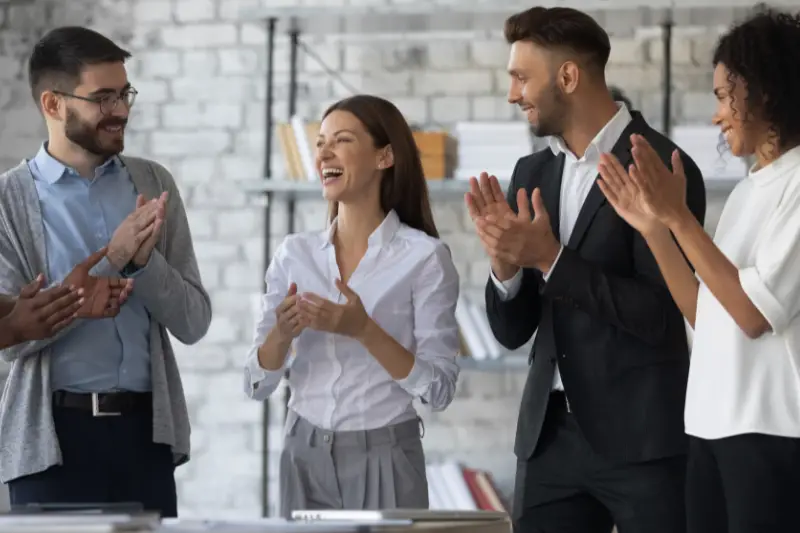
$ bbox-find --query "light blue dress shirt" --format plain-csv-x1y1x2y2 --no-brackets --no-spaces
29,143,151,393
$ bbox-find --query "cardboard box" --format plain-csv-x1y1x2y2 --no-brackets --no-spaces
413,131,457,180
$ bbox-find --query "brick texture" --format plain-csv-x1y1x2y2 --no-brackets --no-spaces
0,0,738,518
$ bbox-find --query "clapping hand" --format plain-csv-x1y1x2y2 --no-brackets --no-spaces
298,279,370,339
474,185,561,274
465,172,516,221
274,283,308,342
629,135,688,227
464,172,519,279
2,275,84,344
132,192,168,267
107,192,167,270
597,153,661,236
597,135,688,234
64,248,134,319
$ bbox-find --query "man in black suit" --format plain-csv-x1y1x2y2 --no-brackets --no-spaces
466,7,706,533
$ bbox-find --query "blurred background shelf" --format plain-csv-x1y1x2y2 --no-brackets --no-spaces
240,176,741,200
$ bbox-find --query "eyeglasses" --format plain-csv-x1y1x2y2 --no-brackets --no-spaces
54,87,138,115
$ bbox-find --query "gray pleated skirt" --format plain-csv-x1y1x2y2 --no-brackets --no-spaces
279,410,429,517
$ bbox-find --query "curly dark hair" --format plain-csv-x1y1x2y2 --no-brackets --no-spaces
712,4,800,152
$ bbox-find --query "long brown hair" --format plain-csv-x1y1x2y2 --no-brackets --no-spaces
322,94,439,239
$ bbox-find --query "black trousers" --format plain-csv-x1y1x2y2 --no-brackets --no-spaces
7,402,176,517
686,434,800,533
513,393,686,533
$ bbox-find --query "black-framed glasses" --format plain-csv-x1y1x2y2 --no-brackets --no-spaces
54,87,138,115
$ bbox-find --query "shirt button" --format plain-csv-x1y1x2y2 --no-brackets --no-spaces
323,434,331,443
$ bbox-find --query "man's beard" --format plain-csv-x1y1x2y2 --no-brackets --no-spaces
64,108,127,157
528,81,568,138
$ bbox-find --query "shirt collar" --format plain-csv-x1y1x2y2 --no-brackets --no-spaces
32,142,121,184
321,209,401,250
548,102,633,160
748,144,800,184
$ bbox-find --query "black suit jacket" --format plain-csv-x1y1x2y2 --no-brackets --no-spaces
486,112,706,465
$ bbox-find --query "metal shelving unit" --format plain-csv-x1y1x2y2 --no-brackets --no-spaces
242,0,748,287
238,0,774,516
240,176,741,200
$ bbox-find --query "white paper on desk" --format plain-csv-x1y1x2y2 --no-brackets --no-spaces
159,518,402,532
0,513,157,532
0,527,122,533
292,509,506,522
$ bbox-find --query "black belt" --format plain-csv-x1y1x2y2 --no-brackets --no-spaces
52,390,152,417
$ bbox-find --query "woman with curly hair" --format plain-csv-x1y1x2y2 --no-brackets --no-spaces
596,6,800,533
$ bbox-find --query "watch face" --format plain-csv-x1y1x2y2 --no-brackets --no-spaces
121,262,137,277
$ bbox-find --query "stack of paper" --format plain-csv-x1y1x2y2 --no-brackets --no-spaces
455,297,504,361
159,518,369,532
452,122,534,181
0,512,159,533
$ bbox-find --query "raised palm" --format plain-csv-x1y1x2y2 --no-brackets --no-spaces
466,172,516,221
465,171,519,278
597,154,661,236
629,136,688,226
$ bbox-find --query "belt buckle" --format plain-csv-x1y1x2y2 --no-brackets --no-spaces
91,393,121,417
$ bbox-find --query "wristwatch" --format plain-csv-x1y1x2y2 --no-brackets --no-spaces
120,261,142,278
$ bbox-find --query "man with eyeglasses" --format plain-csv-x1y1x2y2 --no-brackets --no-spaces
0,26,212,517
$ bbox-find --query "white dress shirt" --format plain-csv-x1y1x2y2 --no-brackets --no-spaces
685,145,800,439
490,103,633,391
244,210,461,431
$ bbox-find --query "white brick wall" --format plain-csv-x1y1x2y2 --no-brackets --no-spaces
0,0,739,518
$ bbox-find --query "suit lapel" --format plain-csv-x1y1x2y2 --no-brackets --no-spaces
565,120,637,250
538,152,564,239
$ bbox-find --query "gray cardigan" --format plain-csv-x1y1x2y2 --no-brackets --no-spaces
0,155,212,483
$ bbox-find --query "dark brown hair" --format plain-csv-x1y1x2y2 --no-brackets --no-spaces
504,7,610,74
322,94,439,239
29,26,131,106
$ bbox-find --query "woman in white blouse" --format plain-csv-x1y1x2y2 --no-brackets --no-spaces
244,94,460,516
596,8,800,533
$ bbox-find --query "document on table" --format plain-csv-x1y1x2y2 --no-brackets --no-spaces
0,512,158,532
158,518,411,532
